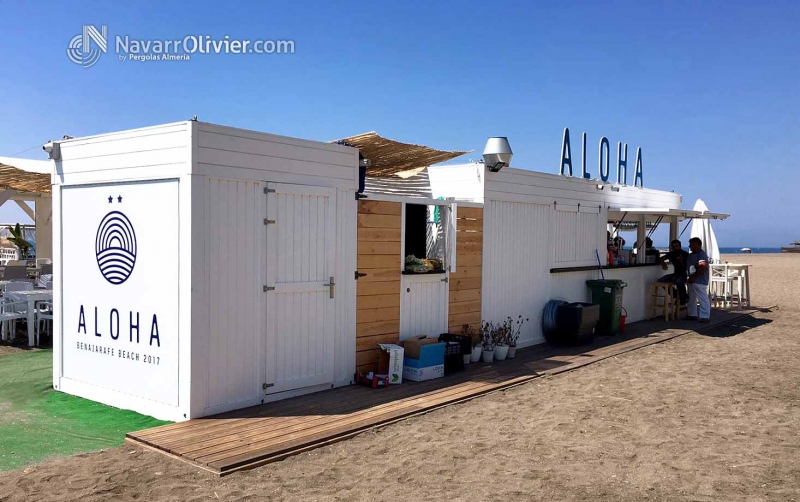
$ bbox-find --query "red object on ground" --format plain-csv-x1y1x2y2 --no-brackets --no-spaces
608,250,614,266
619,307,628,333
354,372,390,389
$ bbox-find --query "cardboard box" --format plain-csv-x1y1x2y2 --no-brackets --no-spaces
377,344,404,384
402,364,445,382
401,335,442,360
402,342,445,368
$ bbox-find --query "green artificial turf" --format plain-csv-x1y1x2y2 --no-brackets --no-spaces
0,349,171,471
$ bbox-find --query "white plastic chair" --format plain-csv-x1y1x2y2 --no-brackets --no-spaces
0,298,28,342
35,300,53,345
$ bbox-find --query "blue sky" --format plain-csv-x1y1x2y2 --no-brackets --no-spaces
1,0,797,246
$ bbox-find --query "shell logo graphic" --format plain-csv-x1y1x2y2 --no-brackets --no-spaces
95,210,137,285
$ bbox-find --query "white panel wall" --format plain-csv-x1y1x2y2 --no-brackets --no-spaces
554,209,578,263
334,189,357,384
554,207,604,267
482,200,552,347
202,178,266,412
53,122,191,185
549,265,664,324
53,122,193,422
195,122,358,190
428,163,485,202
485,167,681,210
483,165,684,348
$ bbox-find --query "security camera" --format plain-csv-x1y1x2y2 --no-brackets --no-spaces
42,141,60,161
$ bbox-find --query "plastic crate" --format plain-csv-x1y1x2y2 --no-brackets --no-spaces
438,334,470,374
438,333,471,355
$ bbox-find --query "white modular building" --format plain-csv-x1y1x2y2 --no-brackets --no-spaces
52,121,360,422
49,121,727,421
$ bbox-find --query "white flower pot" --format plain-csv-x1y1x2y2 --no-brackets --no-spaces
494,344,509,361
507,346,517,359
481,350,494,363
470,346,483,363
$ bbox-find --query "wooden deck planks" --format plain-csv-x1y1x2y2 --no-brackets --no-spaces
127,307,765,475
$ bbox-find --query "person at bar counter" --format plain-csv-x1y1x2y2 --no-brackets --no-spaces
686,237,711,323
657,239,689,304
633,237,660,262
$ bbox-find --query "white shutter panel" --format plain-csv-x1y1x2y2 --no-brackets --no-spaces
447,203,457,273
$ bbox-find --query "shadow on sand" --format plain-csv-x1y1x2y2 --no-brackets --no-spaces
696,314,773,338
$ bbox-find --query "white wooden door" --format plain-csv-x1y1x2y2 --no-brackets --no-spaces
265,183,336,394
399,273,449,340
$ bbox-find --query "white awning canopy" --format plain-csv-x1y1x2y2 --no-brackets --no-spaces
608,207,729,222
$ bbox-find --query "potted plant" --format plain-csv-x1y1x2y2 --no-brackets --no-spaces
493,320,510,361
7,224,32,262
480,321,494,363
507,315,529,359
464,324,483,363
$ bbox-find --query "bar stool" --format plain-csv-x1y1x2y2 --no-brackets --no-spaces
647,283,679,321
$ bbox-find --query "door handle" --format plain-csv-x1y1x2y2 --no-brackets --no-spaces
323,276,335,299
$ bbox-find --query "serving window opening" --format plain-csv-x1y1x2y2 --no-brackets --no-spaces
403,202,456,274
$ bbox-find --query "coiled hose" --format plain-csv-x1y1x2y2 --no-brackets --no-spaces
541,299,567,340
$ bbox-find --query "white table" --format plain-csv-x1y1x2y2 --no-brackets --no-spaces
5,289,53,346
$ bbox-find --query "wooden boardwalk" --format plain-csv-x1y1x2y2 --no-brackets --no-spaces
127,308,763,475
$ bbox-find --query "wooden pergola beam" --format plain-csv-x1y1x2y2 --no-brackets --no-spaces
14,200,35,220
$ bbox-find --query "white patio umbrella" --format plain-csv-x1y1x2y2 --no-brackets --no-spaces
690,199,721,263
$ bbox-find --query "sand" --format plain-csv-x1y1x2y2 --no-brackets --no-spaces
1,253,798,501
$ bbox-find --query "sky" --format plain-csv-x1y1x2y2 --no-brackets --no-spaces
0,0,797,246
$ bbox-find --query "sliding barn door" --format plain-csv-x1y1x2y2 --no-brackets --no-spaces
265,183,336,394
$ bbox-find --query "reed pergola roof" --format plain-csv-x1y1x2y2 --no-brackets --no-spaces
0,163,51,194
336,132,469,177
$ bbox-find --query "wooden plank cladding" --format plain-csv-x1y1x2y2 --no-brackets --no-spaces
356,200,402,373
448,206,483,334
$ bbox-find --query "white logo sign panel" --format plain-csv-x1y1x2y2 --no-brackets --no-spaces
61,180,179,406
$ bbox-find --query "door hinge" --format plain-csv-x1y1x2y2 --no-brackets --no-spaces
263,285,275,292
264,219,276,225
440,277,449,283
264,187,275,194
262,382,274,389
355,271,367,280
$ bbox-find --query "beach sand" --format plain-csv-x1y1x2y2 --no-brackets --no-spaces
1,253,798,501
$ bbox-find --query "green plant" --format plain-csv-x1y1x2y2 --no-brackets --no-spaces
7,223,32,259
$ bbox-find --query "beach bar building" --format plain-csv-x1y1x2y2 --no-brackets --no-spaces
49,121,727,421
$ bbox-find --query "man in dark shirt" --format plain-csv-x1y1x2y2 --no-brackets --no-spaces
658,239,689,303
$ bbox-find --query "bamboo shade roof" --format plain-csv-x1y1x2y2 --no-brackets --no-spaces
336,132,469,177
0,163,51,194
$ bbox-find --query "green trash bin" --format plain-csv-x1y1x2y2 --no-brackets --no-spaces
585,279,628,335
